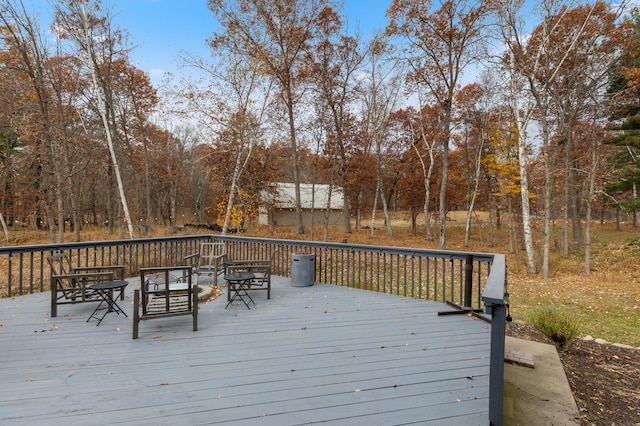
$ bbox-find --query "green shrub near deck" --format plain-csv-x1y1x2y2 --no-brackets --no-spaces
529,305,582,348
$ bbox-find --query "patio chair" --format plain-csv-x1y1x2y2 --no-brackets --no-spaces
133,266,198,339
183,242,226,286
48,253,125,317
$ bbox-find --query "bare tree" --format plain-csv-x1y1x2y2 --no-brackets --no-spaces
1,0,64,241
308,10,366,234
359,37,403,238
208,0,336,234
53,0,135,239
496,0,628,276
178,37,271,234
387,0,490,249
456,84,489,247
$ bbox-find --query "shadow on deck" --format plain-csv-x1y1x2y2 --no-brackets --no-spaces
1,276,491,425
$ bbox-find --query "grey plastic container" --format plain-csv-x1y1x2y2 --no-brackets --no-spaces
291,253,315,287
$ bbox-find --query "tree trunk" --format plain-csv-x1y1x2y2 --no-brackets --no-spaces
585,125,598,276
375,138,394,238
633,183,639,228
0,210,9,241
569,160,583,249
541,130,556,278
75,2,135,239
285,87,304,235
142,137,153,236
464,136,484,248
342,184,352,234
563,145,570,256
438,136,449,249
223,141,251,235
412,140,434,241
371,179,379,238
518,136,536,273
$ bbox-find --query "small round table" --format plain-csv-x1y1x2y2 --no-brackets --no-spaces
87,280,129,325
224,272,255,309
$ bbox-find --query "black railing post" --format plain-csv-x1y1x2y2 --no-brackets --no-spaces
481,254,507,426
464,253,473,308
486,300,506,426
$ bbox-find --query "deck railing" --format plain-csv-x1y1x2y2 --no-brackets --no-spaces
0,234,506,425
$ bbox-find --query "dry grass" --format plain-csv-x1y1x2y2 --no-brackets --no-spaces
2,213,639,346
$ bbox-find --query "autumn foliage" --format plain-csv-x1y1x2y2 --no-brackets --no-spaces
0,0,638,276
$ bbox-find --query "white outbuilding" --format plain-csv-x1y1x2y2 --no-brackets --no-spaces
258,182,345,226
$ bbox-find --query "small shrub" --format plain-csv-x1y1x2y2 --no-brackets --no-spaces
528,305,581,348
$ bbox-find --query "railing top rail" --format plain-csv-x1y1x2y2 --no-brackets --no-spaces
482,253,507,307
0,235,211,255
1,234,497,262
213,235,497,262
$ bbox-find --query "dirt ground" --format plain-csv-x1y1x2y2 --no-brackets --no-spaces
507,322,640,425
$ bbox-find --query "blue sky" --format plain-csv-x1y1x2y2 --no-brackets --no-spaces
26,0,392,86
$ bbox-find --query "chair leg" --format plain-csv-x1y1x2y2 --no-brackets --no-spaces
133,289,140,339
51,284,58,317
193,286,198,332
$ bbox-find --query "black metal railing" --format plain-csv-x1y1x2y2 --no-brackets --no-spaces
0,235,213,297
218,235,497,309
0,234,506,425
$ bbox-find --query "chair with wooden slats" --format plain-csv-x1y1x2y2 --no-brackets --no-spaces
48,252,125,317
183,242,227,286
133,266,198,339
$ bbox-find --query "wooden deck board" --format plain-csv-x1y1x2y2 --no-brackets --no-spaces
1,276,491,425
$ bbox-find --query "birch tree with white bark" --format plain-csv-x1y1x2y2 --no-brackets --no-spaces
53,0,135,239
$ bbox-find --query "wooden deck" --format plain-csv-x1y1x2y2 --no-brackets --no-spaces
0,276,491,425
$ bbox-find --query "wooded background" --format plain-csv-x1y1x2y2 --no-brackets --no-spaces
1,0,639,278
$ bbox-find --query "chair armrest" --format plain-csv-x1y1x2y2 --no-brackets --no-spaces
52,271,115,282
75,265,125,280
183,252,200,262
140,266,191,273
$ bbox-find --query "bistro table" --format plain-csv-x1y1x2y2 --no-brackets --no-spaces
87,280,129,325
224,272,255,309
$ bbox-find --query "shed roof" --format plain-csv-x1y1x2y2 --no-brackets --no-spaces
264,183,344,210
